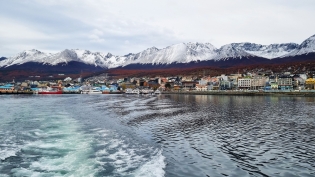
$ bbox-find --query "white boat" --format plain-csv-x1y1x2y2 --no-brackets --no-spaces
141,89,154,94
87,89,102,94
125,88,133,94
132,88,140,94
81,90,90,94
154,90,161,94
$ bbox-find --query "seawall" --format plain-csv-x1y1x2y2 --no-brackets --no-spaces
162,91,315,97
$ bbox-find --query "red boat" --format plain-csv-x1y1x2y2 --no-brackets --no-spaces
38,86,62,94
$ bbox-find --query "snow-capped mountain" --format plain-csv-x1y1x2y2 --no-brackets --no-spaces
0,49,118,68
0,34,314,69
0,49,52,67
233,43,299,59
0,57,7,61
215,43,254,60
284,34,315,57
123,43,217,65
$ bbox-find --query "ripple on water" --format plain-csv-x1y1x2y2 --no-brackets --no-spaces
113,95,315,177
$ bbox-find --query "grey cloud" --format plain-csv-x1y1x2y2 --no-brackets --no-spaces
1,0,315,57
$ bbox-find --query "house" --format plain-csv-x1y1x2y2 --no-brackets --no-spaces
64,77,72,82
181,76,193,81
293,75,305,90
238,78,251,89
0,84,15,91
278,75,293,90
251,76,266,90
219,80,230,90
305,78,315,89
160,78,168,84
199,78,209,85
182,81,198,91
195,84,207,91
228,74,241,89
148,81,160,90
268,76,277,90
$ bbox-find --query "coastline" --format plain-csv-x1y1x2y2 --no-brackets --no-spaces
1,90,315,97
161,91,315,97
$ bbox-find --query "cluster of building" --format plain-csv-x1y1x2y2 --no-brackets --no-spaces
1,72,315,93
86,72,315,92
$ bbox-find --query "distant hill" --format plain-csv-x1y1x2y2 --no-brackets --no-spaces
0,34,315,81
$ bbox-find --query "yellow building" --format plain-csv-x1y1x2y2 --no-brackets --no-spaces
305,78,315,89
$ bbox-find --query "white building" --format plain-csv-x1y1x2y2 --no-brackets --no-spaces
195,84,207,91
251,76,266,90
238,78,251,89
64,77,72,82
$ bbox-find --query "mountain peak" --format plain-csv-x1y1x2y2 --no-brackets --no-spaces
1,34,315,69
284,34,315,57
106,53,114,58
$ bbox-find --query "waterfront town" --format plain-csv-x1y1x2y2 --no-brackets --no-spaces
1,71,315,94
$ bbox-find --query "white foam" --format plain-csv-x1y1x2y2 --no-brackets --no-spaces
0,147,20,160
0,133,22,161
11,168,43,177
1,109,165,177
134,150,166,177
10,114,100,177
93,128,164,176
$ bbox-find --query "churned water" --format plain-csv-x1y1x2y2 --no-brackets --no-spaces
0,94,314,177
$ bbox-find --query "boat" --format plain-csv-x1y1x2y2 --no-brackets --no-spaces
154,90,162,94
125,88,133,94
80,85,92,94
132,88,140,94
38,86,62,94
87,88,102,94
81,90,89,94
141,89,154,94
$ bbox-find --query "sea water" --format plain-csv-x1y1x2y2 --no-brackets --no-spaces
0,94,314,177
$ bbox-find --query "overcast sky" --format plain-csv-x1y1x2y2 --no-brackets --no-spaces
1,0,315,57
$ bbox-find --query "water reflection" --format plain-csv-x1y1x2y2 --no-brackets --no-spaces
110,94,315,177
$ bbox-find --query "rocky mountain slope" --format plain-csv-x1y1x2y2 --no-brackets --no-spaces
0,34,314,81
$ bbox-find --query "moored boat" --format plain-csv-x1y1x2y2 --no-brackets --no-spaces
87,88,102,94
125,88,133,94
154,89,161,94
38,86,62,94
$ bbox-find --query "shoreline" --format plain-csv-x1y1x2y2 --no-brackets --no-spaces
161,91,315,97
1,90,315,97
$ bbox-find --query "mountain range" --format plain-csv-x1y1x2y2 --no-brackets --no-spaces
0,34,315,81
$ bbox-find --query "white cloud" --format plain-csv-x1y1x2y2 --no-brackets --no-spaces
88,29,105,43
1,0,315,56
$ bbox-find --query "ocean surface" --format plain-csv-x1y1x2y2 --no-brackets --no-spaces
0,94,314,177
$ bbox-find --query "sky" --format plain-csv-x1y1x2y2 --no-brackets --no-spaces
1,0,315,57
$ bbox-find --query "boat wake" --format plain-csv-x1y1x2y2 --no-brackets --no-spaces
0,96,166,177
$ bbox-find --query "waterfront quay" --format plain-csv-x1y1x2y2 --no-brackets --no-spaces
163,90,315,96
0,90,33,94
1,71,315,95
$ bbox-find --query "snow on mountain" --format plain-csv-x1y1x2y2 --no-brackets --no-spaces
44,49,109,67
284,34,315,57
0,49,120,68
0,49,52,67
1,34,314,69
123,42,217,65
231,43,298,59
215,43,254,60
0,57,7,61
